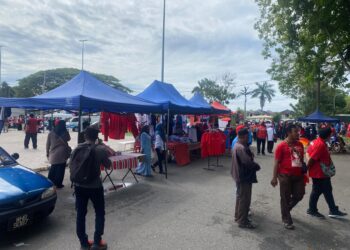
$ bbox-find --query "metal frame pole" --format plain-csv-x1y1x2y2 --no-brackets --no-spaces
165,108,170,179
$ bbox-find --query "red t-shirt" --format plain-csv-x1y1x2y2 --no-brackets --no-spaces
257,125,267,139
275,141,304,176
307,137,331,179
26,117,38,133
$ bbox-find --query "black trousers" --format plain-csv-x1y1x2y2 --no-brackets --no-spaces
309,178,337,213
75,186,105,247
48,162,66,187
257,138,266,154
154,148,165,173
24,132,37,148
267,141,274,153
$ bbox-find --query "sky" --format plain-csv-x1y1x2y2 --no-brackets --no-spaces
0,0,296,111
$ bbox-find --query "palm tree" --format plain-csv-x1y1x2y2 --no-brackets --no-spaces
251,81,276,111
238,86,252,120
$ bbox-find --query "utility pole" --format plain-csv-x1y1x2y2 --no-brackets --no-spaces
161,0,166,82
79,40,88,70
239,86,251,120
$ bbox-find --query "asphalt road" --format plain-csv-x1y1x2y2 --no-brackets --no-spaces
1,143,350,250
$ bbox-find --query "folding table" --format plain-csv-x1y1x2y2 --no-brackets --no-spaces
101,152,145,190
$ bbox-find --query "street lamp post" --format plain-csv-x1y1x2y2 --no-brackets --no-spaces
0,45,4,85
161,0,166,82
79,40,88,71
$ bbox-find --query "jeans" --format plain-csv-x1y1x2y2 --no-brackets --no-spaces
24,132,37,148
278,174,305,224
75,186,105,247
256,138,266,154
154,148,165,173
48,163,66,187
309,178,337,213
235,182,252,225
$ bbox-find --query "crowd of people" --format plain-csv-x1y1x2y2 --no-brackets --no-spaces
231,121,348,230
2,112,350,247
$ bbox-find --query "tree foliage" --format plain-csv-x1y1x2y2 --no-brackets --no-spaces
0,82,15,97
254,0,350,100
290,84,347,117
12,68,131,97
251,81,276,111
192,73,236,105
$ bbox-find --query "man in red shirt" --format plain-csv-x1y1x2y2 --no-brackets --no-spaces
271,124,305,230
306,127,347,219
256,122,267,155
24,114,38,149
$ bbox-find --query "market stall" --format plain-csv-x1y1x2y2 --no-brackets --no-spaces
137,81,216,173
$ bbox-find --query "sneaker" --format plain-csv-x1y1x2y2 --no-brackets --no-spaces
90,240,108,250
329,210,347,218
307,209,325,219
284,223,295,230
238,222,256,229
80,241,93,250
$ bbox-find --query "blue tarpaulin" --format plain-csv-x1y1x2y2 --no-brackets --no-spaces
298,109,339,123
189,92,231,114
0,71,161,113
137,80,212,114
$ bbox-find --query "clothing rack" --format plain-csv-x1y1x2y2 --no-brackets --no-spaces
203,155,224,171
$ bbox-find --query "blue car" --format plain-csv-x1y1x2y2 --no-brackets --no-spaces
0,147,57,231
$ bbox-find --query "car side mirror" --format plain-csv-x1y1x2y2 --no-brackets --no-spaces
11,153,19,160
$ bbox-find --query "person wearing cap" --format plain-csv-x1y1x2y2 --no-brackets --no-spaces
231,128,261,229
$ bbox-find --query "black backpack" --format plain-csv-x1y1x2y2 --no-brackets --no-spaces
69,144,99,184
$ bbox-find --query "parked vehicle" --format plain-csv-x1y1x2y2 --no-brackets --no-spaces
0,147,57,232
66,115,100,132
327,135,342,153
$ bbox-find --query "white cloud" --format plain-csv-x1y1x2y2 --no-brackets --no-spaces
0,0,296,111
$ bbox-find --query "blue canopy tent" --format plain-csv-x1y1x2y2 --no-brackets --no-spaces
0,71,161,113
188,92,211,109
137,80,212,114
298,109,339,123
137,80,213,179
189,92,231,114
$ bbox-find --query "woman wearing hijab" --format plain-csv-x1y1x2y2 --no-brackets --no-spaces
136,125,153,177
47,120,71,188
152,123,166,174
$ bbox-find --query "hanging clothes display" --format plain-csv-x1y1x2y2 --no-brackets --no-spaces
201,130,226,158
100,112,139,141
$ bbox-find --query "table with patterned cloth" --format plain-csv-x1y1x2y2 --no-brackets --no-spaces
101,152,145,189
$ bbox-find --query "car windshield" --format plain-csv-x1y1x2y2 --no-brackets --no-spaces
0,148,16,167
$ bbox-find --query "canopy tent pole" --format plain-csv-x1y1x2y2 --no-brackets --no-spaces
77,109,82,144
165,108,170,179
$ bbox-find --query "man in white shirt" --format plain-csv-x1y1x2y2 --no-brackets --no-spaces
266,124,275,153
